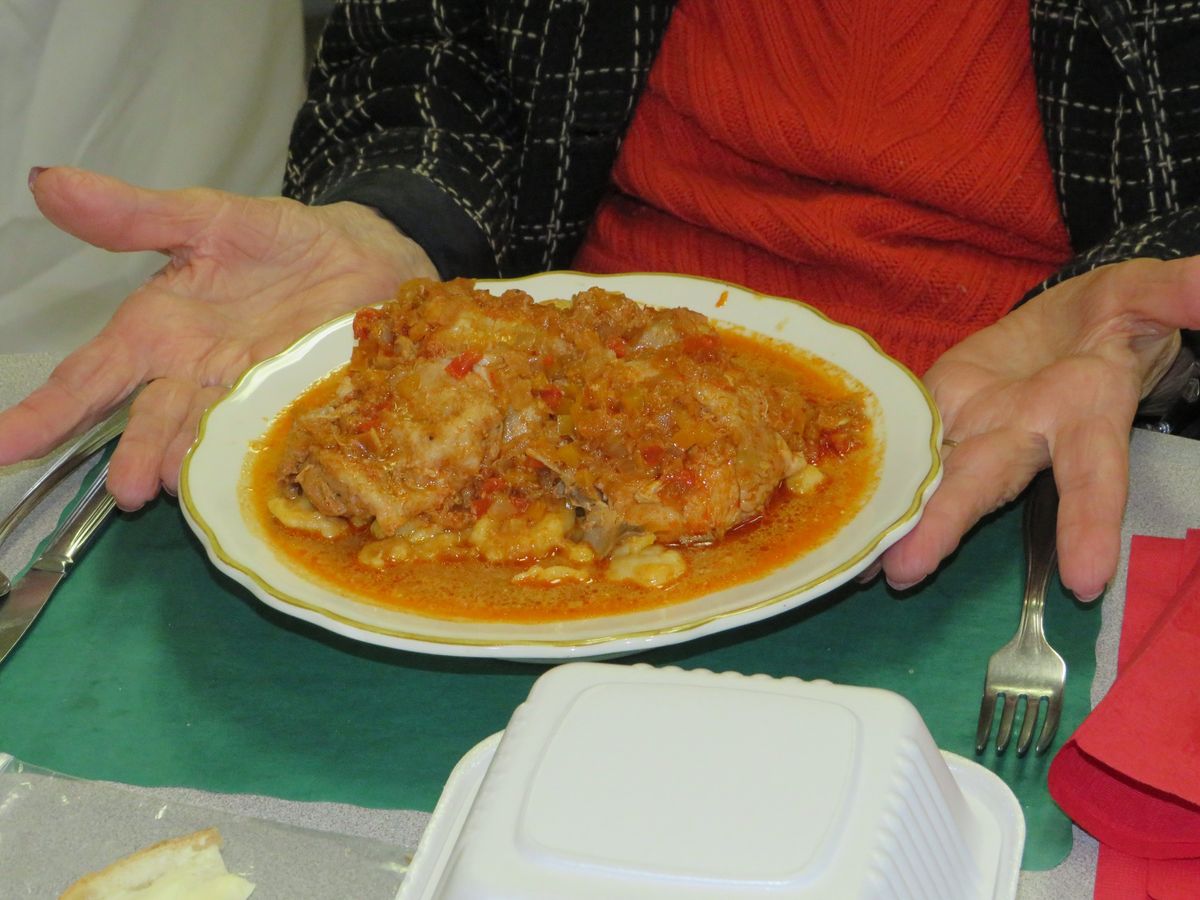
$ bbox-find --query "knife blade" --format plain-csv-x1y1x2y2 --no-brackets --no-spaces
0,466,117,665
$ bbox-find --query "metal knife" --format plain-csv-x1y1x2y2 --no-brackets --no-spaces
0,466,117,665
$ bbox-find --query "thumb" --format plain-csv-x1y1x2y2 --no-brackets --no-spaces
29,166,223,254
1105,255,1200,330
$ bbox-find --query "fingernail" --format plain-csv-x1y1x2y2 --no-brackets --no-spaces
1074,585,1105,603
887,577,924,592
28,166,46,190
855,560,882,584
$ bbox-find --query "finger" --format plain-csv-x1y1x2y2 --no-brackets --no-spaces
1097,256,1200,330
107,379,198,510
855,558,883,584
160,385,228,495
882,430,1046,588
1048,414,1130,601
0,333,144,465
29,166,223,254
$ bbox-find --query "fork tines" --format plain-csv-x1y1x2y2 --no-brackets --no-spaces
976,687,1063,756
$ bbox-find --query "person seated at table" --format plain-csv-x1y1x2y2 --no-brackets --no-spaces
0,0,304,358
2,0,1199,605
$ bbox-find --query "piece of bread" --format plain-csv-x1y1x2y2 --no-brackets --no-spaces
60,827,255,899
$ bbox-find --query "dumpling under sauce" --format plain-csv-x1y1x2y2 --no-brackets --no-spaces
241,279,880,623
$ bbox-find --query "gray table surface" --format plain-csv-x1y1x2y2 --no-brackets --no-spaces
3,351,1199,899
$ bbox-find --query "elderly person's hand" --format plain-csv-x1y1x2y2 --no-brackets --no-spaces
0,167,436,509
881,256,1199,602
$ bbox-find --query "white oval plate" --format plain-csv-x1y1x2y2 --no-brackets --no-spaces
180,272,942,661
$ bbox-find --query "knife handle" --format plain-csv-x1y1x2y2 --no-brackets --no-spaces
31,467,117,576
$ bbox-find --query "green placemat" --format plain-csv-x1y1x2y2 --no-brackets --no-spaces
0,496,1099,870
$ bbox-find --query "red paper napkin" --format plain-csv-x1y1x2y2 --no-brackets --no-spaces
1048,530,1200,899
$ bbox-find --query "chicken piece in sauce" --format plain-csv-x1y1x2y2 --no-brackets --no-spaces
277,278,868,566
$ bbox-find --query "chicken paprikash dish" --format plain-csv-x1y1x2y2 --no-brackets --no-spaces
242,279,880,623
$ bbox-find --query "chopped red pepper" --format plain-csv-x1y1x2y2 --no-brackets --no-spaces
640,444,665,467
534,385,564,411
607,337,628,358
445,349,483,379
351,400,387,433
681,333,721,362
352,307,387,342
472,475,509,517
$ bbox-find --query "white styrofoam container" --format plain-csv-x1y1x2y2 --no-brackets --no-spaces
399,663,1023,900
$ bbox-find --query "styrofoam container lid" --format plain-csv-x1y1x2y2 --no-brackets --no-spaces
399,663,1023,899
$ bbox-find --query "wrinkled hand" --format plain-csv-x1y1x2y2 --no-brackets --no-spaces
881,256,1200,602
0,167,437,508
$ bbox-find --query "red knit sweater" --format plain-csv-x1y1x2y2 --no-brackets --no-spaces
573,0,1073,373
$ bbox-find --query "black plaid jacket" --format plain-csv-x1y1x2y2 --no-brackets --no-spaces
285,0,1200,300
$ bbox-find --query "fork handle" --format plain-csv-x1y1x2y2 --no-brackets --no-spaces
1019,470,1059,636
0,400,129,551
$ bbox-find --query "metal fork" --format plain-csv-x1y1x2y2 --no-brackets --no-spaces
975,470,1068,756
